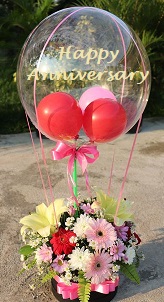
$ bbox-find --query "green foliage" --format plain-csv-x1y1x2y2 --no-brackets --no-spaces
0,0,58,134
120,263,140,284
78,271,91,302
27,258,37,270
41,270,56,284
18,258,36,275
19,245,35,256
0,71,29,134
141,31,164,57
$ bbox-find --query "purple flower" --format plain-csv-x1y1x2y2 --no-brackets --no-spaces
51,255,68,273
115,224,129,241
80,203,94,214
110,241,125,261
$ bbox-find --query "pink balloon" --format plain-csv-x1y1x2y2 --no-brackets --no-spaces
79,86,117,112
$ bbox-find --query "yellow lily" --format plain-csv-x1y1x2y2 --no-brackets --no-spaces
20,199,67,237
96,191,134,226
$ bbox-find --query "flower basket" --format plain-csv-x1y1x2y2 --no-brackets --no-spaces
19,191,142,302
51,276,119,302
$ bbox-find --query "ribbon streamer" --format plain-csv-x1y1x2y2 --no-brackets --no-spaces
55,276,119,300
51,141,99,196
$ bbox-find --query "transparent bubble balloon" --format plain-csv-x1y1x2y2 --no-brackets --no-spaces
17,7,151,145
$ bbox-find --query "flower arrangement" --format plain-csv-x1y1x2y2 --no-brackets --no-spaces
19,190,142,302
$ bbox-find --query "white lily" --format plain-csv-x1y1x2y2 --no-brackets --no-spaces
20,199,67,237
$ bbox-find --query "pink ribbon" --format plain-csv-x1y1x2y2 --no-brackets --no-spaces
55,276,119,300
51,141,99,196
91,278,119,294
55,276,78,300
51,141,99,174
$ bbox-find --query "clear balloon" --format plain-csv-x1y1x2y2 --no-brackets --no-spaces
17,7,151,145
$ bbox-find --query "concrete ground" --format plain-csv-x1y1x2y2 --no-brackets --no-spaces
0,117,164,302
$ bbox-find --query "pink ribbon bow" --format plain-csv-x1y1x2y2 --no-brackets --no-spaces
51,141,99,197
51,141,99,174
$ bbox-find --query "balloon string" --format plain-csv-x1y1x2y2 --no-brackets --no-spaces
25,112,49,206
108,149,115,195
39,131,55,202
84,170,92,198
114,115,142,223
25,113,59,228
32,53,55,207
32,7,86,219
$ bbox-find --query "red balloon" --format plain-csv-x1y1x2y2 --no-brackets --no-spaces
83,98,127,142
37,92,83,140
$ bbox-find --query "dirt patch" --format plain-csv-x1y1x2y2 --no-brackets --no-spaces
2,188,27,207
10,161,64,188
139,142,164,155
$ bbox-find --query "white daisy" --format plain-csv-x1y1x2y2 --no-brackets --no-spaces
73,214,92,238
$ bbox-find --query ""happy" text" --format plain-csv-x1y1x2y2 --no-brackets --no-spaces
58,46,119,65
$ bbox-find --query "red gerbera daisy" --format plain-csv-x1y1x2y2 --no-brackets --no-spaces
50,227,76,255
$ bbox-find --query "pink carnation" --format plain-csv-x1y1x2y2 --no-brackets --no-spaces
35,243,53,263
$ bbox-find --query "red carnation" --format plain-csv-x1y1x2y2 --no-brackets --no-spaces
50,227,76,255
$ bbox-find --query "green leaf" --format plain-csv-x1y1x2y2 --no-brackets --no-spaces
78,271,91,302
19,245,35,256
120,263,140,284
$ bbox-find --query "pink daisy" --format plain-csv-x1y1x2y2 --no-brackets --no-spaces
110,241,125,261
86,218,117,250
85,251,113,284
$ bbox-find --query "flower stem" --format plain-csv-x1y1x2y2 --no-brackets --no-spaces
73,158,78,209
